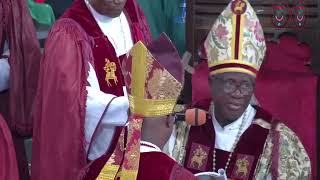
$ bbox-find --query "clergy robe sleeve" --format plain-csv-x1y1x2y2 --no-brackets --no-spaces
276,123,311,179
85,63,129,160
254,122,311,179
31,19,92,180
0,57,9,92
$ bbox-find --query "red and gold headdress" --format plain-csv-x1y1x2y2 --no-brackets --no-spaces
204,0,266,77
123,36,184,117
97,33,184,179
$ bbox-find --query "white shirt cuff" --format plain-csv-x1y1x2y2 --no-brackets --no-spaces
85,86,129,160
0,58,10,92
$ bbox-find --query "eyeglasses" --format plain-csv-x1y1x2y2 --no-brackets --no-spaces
212,76,255,95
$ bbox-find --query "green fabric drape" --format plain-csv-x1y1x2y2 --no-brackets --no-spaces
137,0,186,56
27,0,55,26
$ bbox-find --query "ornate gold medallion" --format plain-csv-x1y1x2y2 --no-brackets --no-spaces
235,157,249,177
190,146,208,169
104,58,118,87
231,0,247,15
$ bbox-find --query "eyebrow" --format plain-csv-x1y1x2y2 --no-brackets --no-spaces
222,77,254,84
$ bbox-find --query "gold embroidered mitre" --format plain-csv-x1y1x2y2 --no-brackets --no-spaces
204,0,266,77
122,33,184,117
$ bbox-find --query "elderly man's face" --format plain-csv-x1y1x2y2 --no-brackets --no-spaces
90,0,127,17
209,72,255,122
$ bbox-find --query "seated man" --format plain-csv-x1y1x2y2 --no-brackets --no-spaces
169,0,311,179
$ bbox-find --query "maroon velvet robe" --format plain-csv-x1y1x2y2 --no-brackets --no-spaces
138,152,198,180
0,114,19,180
184,104,272,180
31,0,151,180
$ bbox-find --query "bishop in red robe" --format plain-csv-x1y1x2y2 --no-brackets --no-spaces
136,35,198,180
31,0,151,180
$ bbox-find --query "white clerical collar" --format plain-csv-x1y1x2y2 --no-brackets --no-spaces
85,0,118,22
140,141,162,153
212,104,255,130
84,0,133,57
212,104,256,151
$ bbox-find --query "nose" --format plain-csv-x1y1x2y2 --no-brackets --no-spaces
230,89,243,98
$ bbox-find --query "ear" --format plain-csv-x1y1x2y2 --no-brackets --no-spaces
166,115,175,128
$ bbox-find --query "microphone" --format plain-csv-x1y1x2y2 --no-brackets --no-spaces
174,108,207,126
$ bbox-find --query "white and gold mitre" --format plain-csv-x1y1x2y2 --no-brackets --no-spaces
204,0,266,77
